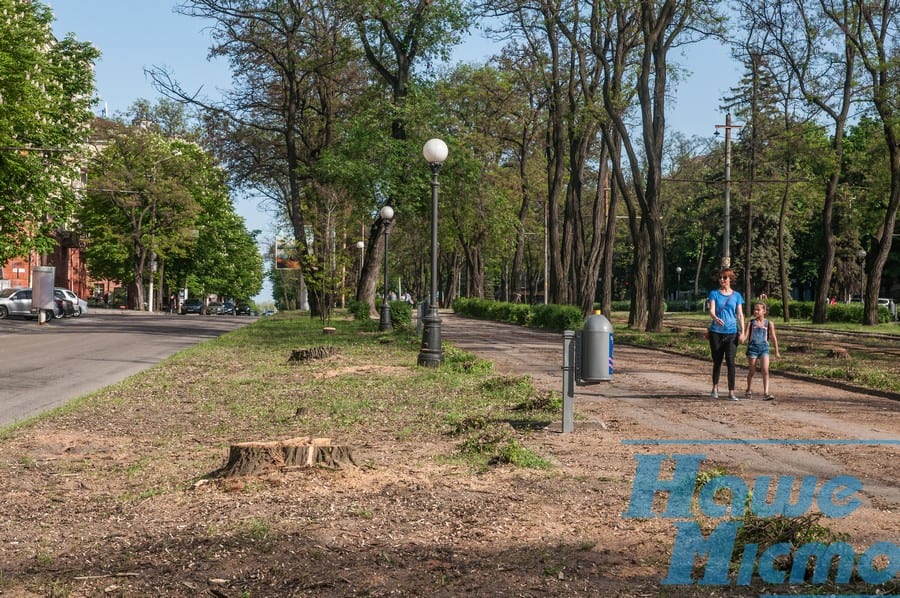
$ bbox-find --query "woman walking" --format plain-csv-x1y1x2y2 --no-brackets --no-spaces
707,268,745,400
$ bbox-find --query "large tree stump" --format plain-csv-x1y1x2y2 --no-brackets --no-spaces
288,346,338,363
217,437,355,477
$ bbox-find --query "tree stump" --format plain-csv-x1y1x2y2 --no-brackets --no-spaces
288,346,338,363
827,347,850,359
217,437,355,477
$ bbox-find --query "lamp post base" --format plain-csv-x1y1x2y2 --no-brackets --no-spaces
417,308,442,366
379,301,392,332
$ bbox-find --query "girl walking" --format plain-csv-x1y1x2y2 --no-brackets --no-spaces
707,268,745,400
744,302,780,400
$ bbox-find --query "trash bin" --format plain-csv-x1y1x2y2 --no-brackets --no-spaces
580,311,613,382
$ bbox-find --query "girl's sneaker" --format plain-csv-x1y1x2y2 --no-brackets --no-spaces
710,390,718,399
764,394,775,401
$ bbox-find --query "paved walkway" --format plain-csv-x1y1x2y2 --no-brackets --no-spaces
440,312,900,510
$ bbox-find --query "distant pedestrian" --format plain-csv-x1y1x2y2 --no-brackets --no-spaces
744,302,780,401
707,268,745,401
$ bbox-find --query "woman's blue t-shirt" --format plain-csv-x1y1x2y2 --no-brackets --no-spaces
708,289,744,334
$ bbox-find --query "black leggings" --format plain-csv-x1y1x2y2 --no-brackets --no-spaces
709,332,738,391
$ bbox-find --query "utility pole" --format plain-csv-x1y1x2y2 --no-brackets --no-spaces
715,114,742,268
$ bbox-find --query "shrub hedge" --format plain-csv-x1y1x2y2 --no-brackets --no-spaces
453,297,585,331
453,297,893,327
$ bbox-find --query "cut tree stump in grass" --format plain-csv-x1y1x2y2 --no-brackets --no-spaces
217,437,355,477
827,347,850,359
288,346,338,363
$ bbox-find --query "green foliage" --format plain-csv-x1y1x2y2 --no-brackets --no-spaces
825,302,892,324
0,0,99,262
81,109,263,306
347,299,371,321
453,297,583,331
762,300,891,324
693,466,729,493
732,513,849,577
441,345,493,375
456,424,551,470
610,301,632,313
451,297,531,324
388,300,412,327
529,304,584,331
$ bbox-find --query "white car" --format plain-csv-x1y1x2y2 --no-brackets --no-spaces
55,288,88,317
877,297,896,320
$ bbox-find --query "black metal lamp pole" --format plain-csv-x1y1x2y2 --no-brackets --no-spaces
418,138,448,366
379,205,394,331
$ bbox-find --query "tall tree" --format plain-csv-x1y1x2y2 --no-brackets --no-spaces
601,0,724,331
824,0,900,324
483,0,581,307
152,0,364,316
346,0,472,313
0,0,98,262
81,122,201,310
754,0,858,323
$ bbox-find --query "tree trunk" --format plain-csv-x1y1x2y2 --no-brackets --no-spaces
357,217,387,318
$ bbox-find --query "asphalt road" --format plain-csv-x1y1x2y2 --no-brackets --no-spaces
0,310,254,428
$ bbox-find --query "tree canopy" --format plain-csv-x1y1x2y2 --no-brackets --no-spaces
0,0,98,262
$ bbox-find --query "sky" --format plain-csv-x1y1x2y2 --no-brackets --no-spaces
48,1,741,304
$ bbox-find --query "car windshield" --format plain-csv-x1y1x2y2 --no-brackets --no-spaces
0,288,16,298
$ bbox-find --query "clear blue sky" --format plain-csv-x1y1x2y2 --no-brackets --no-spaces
48,1,740,303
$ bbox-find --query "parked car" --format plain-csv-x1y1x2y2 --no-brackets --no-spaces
55,288,88,317
52,293,77,318
235,303,252,316
207,301,225,315
181,298,203,315
221,301,236,315
0,287,62,320
0,287,36,319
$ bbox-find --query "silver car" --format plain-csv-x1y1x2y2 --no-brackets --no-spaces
0,287,35,318
55,287,88,317
0,287,75,320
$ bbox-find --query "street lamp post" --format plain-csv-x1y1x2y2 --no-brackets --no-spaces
418,138,448,367
148,253,157,312
379,206,394,331
858,249,867,304
356,240,365,286
676,266,682,305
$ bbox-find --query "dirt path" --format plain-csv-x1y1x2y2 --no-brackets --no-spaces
441,312,900,541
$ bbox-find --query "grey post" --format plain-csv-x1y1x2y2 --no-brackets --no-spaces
562,330,575,433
